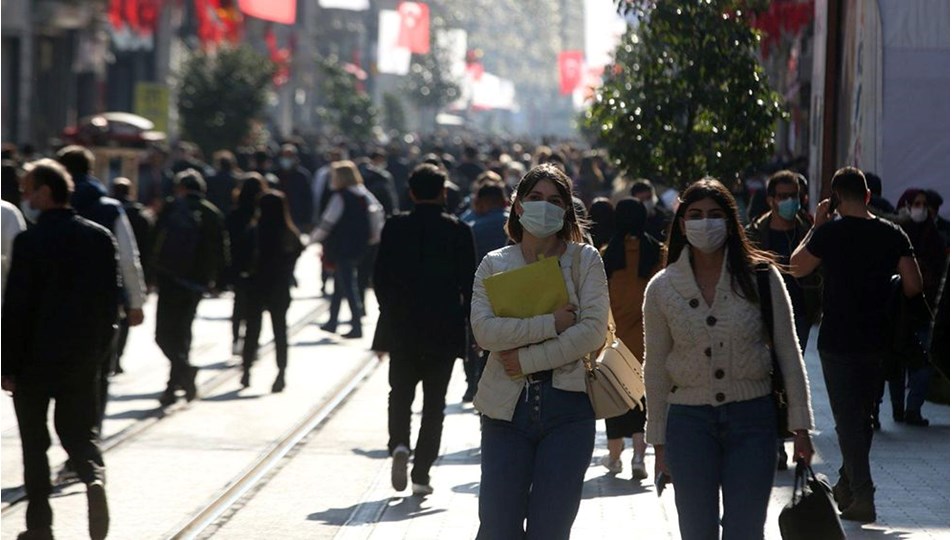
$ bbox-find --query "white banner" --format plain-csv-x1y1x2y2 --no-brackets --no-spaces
436,28,468,81
377,10,411,75
583,0,626,69
318,0,369,11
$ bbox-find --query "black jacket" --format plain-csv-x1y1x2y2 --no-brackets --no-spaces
371,204,477,357
2,208,120,380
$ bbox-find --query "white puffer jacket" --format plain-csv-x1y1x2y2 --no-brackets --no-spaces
471,242,610,421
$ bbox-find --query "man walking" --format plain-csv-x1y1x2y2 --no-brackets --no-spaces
2,159,119,540
151,169,228,407
372,163,477,495
791,166,923,523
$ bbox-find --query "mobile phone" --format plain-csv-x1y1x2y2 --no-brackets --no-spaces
828,194,840,215
655,471,670,496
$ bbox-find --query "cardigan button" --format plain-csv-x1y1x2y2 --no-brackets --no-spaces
706,316,717,326
689,298,699,308
704,347,712,357
714,369,725,379
715,392,726,402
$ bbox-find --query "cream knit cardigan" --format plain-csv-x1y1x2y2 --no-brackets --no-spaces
471,243,610,421
642,250,814,445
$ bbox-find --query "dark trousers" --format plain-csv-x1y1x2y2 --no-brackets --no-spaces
155,276,202,388
231,282,250,344
357,244,378,307
327,258,363,327
242,296,290,371
819,349,882,503
387,351,455,485
14,375,105,530
97,328,119,434
116,311,130,369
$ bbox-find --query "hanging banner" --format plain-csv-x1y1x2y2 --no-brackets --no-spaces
318,0,369,10
238,0,295,25
378,10,412,75
397,2,430,54
436,28,467,80
558,50,584,95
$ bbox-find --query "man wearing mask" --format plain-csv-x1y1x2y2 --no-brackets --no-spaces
371,164,476,496
630,179,672,240
275,144,313,233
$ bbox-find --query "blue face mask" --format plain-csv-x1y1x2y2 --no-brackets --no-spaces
778,198,800,221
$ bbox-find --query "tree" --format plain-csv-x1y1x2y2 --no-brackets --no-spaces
584,0,785,188
178,46,274,157
315,55,377,142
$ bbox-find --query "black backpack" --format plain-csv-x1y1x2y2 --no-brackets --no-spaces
154,198,202,280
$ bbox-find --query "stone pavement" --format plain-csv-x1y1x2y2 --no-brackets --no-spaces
219,327,949,539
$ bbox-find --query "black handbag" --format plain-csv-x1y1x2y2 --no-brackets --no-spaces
756,266,790,438
778,461,846,540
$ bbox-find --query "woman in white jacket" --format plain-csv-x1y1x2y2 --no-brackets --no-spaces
643,178,814,539
471,163,610,540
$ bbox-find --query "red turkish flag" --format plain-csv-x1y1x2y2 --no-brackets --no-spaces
558,50,584,95
238,0,295,25
397,2,430,54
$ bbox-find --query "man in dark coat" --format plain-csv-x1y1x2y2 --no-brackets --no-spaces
2,159,118,540
371,163,477,496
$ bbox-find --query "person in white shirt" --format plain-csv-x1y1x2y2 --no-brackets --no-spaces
1,199,27,299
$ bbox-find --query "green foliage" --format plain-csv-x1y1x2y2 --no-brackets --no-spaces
315,55,377,142
586,0,786,188
178,46,274,157
402,17,460,110
382,92,407,133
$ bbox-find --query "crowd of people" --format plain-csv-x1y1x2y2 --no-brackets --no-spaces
0,135,948,540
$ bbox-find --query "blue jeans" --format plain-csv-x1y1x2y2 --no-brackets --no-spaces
477,380,595,540
819,349,881,503
326,258,363,327
665,395,777,540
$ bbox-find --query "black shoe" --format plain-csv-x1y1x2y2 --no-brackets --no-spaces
892,405,905,423
112,366,124,376
320,322,337,333
183,366,199,402
158,387,177,407
832,481,853,512
905,411,930,426
777,447,789,471
840,499,876,523
87,481,109,540
462,388,475,403
240,370,251,388
17,529,54,540
271,371,285,393
342,328,363,339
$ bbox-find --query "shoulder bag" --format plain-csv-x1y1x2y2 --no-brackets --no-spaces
571,244,645,420
756,265,792,438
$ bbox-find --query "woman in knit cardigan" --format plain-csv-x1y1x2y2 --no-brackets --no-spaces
642,178,814,539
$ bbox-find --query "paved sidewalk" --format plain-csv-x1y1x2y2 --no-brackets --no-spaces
250,328,949,539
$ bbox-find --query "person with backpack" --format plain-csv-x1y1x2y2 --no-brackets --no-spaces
151,169,229,407
311,160,383,339
237,191,303,391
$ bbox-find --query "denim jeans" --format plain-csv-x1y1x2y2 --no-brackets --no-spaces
819,349,881,503
326,258,363,327
477,380,595,540
665,395,777,540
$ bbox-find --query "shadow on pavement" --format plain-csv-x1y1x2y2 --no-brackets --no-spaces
451,481,480,495
352,448,389,460
580,473,652,499
202,389,264,402
107,391,163,402
292,337,338,347
105,408,160,420
306,497,446,525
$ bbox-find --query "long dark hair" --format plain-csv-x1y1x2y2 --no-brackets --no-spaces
664,178,775,302
505,163,585,243
235,173,266,220
603,198,662,280
255,191,301,256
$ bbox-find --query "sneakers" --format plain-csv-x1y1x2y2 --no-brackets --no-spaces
600,455,623,474
87,480,109,540
391,446,410,491
631,455,648,481
411,482,434,496
840,499,876,523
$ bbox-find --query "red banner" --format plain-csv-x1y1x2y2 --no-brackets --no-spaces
239,0,295,25
397,2,430,54
558,50,584,95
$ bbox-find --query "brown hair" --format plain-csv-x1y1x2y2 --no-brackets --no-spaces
505,163,584,244
330,160,363,190
664,177,775,302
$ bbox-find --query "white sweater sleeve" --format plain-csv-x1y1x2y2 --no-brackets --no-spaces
643,274,675,445
310,192,344,244
470,253,560,352
114,212,146,310
517,246,610,373
768,265,814,431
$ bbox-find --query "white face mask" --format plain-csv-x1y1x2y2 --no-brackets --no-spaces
519,200,565,239
910,207,928,223
684,218,728,254
19,199,40,223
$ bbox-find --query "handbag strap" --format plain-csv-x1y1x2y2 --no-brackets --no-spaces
569,243,613,372
756,265,782,382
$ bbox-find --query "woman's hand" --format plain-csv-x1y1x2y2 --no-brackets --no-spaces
793,430,814,465
553,304,578,334
498,349,523,377
654,444,670,480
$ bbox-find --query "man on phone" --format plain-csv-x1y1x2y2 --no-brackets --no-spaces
790,167,923,523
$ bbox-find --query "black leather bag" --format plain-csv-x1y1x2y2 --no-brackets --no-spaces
756,267,790,438
778,461,846,540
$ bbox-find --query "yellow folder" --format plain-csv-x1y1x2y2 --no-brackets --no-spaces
484,256,569,318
